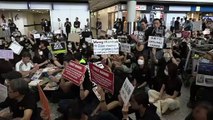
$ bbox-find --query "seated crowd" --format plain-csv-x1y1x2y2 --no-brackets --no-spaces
0,18,213,120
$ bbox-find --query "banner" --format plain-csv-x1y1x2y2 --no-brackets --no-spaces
120,78,134,106
9,41,23,55
93,39,119,55
0,50,14,59
37,85,51,120
148,36,164,49
120,43,131,53
62,61,87,86
49,41,67,54
89,63,114,94
196,62,213,87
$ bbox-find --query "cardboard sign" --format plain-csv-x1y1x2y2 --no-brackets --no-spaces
34,34,41,39
196,62,213,87
0,84,7,103
37,85,51,120
89,63,114,94
120,78,134,106
120,43,131,53
68,33,80,42
148,36,164,49
62,61,87,86
9,41,23,55
50,42,67,54
0,50,14,59
93,39,119,55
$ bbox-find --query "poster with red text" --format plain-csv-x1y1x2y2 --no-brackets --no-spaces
89,63,114,94
62,60,86,86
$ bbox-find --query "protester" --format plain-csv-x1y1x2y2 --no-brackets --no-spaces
74,17,81,29
57,18,63,30
170,17,175,33
174,17,180,32
8,19,16,34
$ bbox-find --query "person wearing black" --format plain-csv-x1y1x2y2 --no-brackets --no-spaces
0,79,40,120
8,19,16,35
174,17,180,32
44,19,51,32
0,59,13,84
74,17,80,29
64,18,72,37
40,19,45,31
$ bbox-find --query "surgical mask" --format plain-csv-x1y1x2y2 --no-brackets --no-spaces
68,43,72,49
39,51,43,56
164,53,171,62
82,44,86,48
137,59,144,65
164,69,169,76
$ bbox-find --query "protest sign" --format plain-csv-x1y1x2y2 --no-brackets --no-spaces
49,41,67,54
120,78,134,106
68,33,80,42
138,31,145,42
148,36,164,49
85,37,93,43
37,85,51,120
34,34,41,39
107,30,113,36
89,63,114,94
196,62,213,87
120,43,131,53
54,30,62,34
0,50,14,59
93,39,119,55
0,84,7,103
62,61,87,86
9,41,23,55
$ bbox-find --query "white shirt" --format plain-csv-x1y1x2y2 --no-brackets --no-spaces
15,60,34,72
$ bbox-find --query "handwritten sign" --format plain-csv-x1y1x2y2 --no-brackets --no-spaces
120,78,134,106
0,50,14,59
148,36,164,49
89,63,114,94
9,41,23,55
93,39,119,55
49,42,67,54
62,61,87,86
120,43,131,53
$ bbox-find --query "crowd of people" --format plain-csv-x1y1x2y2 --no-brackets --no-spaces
0,16,213,120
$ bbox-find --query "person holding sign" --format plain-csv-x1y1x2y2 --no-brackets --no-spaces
148,63,182,116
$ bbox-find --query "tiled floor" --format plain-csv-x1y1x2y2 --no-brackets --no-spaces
49,86,191,120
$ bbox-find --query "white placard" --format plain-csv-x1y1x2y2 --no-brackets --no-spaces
148,36,164,49
85,37,93,43
176,33,182,38
120,78,134,106
107,30,113,36
93,39,119,55
120,43,131,53
34,34,41,39
9,41,23,55
203,29,210,35
196,74,213,87
0,84,7,103
54,30,62,34
138,31,145,42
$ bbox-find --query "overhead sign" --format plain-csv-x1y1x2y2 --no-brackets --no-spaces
62,61,87,86
120,43,131,53
93,39,119,55
136,5,147,11
89,63,114,94
120,78,135,106
148,36,164,48
49,41,67,54
0,50,14,59
152,5,164,11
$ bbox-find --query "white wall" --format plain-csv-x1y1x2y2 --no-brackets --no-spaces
50,3,90,32
165,13,186,30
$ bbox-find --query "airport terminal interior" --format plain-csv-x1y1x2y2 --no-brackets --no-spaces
0,0,213,120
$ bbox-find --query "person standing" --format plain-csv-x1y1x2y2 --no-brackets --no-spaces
170,17,175,33
57,18,63,30
174,17,180,32
8,19,16,35
64,18,71,37
85,18,90,30
96,18,102,38
44,19,51,32
41,19,45,31
74,17,80,29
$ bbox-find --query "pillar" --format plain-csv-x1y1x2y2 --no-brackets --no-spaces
127,0,136,34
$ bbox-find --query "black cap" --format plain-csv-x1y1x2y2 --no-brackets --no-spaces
1,71,22,80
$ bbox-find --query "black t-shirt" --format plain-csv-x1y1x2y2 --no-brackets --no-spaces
74,21,80,28
174,20,180,30
132,65,150,85
41,48,51,60
0,92,37,120
164,76,182,97
65,22,71,31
